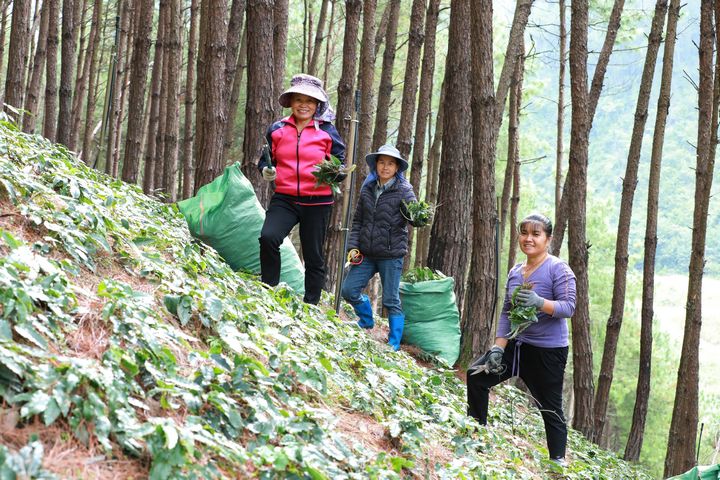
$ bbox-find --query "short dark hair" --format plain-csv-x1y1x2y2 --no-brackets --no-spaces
519,213,553,237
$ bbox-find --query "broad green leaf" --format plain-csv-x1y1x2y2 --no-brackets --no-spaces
20,391,50,417
43,398,61,425
162,423,178,449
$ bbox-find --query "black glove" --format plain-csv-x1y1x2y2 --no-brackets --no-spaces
468,345,505,375
409,218,428,228
332,171,347,183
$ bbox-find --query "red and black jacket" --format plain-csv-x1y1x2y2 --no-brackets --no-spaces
258,116,345,205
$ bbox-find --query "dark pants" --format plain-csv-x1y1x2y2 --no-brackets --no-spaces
467,341,569,459
259,195,332,304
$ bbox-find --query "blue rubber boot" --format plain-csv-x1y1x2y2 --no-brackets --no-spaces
388,313,405,351
354,295,374,329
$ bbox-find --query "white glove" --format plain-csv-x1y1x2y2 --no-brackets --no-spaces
262,166,276,182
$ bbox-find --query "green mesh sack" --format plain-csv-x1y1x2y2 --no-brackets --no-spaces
399,276,461,366
177,162,304,294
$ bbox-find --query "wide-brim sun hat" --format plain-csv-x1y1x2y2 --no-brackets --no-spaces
365,144,409,173
278,74,329,117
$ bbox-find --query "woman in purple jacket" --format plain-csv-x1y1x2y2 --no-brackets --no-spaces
258,74,345,305
466,213,576,467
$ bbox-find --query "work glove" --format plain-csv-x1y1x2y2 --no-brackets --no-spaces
262,166,277,182
332,171,348,183
409,218,428,228
515,289,544,309
468,345,505,375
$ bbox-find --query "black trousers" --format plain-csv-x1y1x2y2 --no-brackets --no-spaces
259,195,332,304
467,341,569,459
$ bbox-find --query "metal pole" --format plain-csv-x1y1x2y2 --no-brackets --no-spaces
334,90,361,313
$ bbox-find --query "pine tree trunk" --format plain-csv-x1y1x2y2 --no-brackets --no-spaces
153,1,170,190
308,0,329,76
323,0,362,290
416,81,445,268
555,0,567,214
664,0,717,475
143,8,165,193
121,0,155,184
56,0,76,146
395,0,424,161
273,0,288,117
593,0,667,444
370,0,399,151
67,0,87,151
567,0,595,439
182,0,200,199
239,0,273,200
3,0,31,121
501,42,524,258
322,0,336,88
427,0,472,311
372,0,390,58
103,0,129,175
112,0,134,177
625,0,679,461
462,0,532,359
69,0,96,151
0,1,10,107
80,0,101,163
552,0,625,254
22,0,50,133
222,22,247,166
507,154,520,270
162,0,182,201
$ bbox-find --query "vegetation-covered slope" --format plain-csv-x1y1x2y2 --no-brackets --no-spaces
0,121,651,479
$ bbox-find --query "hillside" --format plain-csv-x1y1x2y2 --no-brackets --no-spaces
0,121,652,479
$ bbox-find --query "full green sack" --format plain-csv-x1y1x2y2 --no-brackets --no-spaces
177,162,305,295
668,464,720,480
399,276,461,366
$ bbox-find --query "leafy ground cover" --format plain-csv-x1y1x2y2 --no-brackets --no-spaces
0,119,653,479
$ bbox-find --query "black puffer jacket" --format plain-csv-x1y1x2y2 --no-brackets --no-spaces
347,176,417,258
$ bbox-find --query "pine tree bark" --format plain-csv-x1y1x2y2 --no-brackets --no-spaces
273,0,288,117
22,0,50,133
121,0,155,184
56,0,76,146
153,1,170,189
3,0,31,121
370,0,399,151
112,0,134,177
427,0,472,310
592,0,667,445
43,0,60,141
69,0,97,151
104,0,130,175
625,0,679,461
552,0,625,255
567,0,595,439
462,0,532,359
308,0,329,76
395,0,424,161
67,0,87,151
239,0,272,199
500,42,524,256
143,7,165,193
416,81,445,268
334,0,362,142
324,0,362,290
222,23,247,166
507,153,520,271
555,0,567,213
322,0,336,88
0,1,9,107
182,0,200,199
664,0,717,475
162,0,182,201
80,0,101,162
219,0,245,166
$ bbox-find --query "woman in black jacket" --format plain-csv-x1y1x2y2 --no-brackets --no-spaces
341,144,419,350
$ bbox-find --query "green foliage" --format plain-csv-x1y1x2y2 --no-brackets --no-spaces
401,267,445,284
311,155,354,195
0,124,653,478
400,200,434,227
507,284,538,340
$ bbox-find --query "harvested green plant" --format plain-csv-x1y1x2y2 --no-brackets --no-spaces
401,267,445,284
401,200,434,227
507,282,538,339
312,155,355,194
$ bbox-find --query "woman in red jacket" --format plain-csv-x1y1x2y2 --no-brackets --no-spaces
258,74,346,304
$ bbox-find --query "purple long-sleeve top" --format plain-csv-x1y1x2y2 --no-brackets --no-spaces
496,254,577,348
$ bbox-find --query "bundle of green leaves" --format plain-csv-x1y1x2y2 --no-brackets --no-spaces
400,200,434,227
401,267,445,284
312,155,354,194
507,283,538,339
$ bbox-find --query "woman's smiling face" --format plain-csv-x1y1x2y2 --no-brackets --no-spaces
290,93,318,123
518,221,551,257
376,155,399,183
